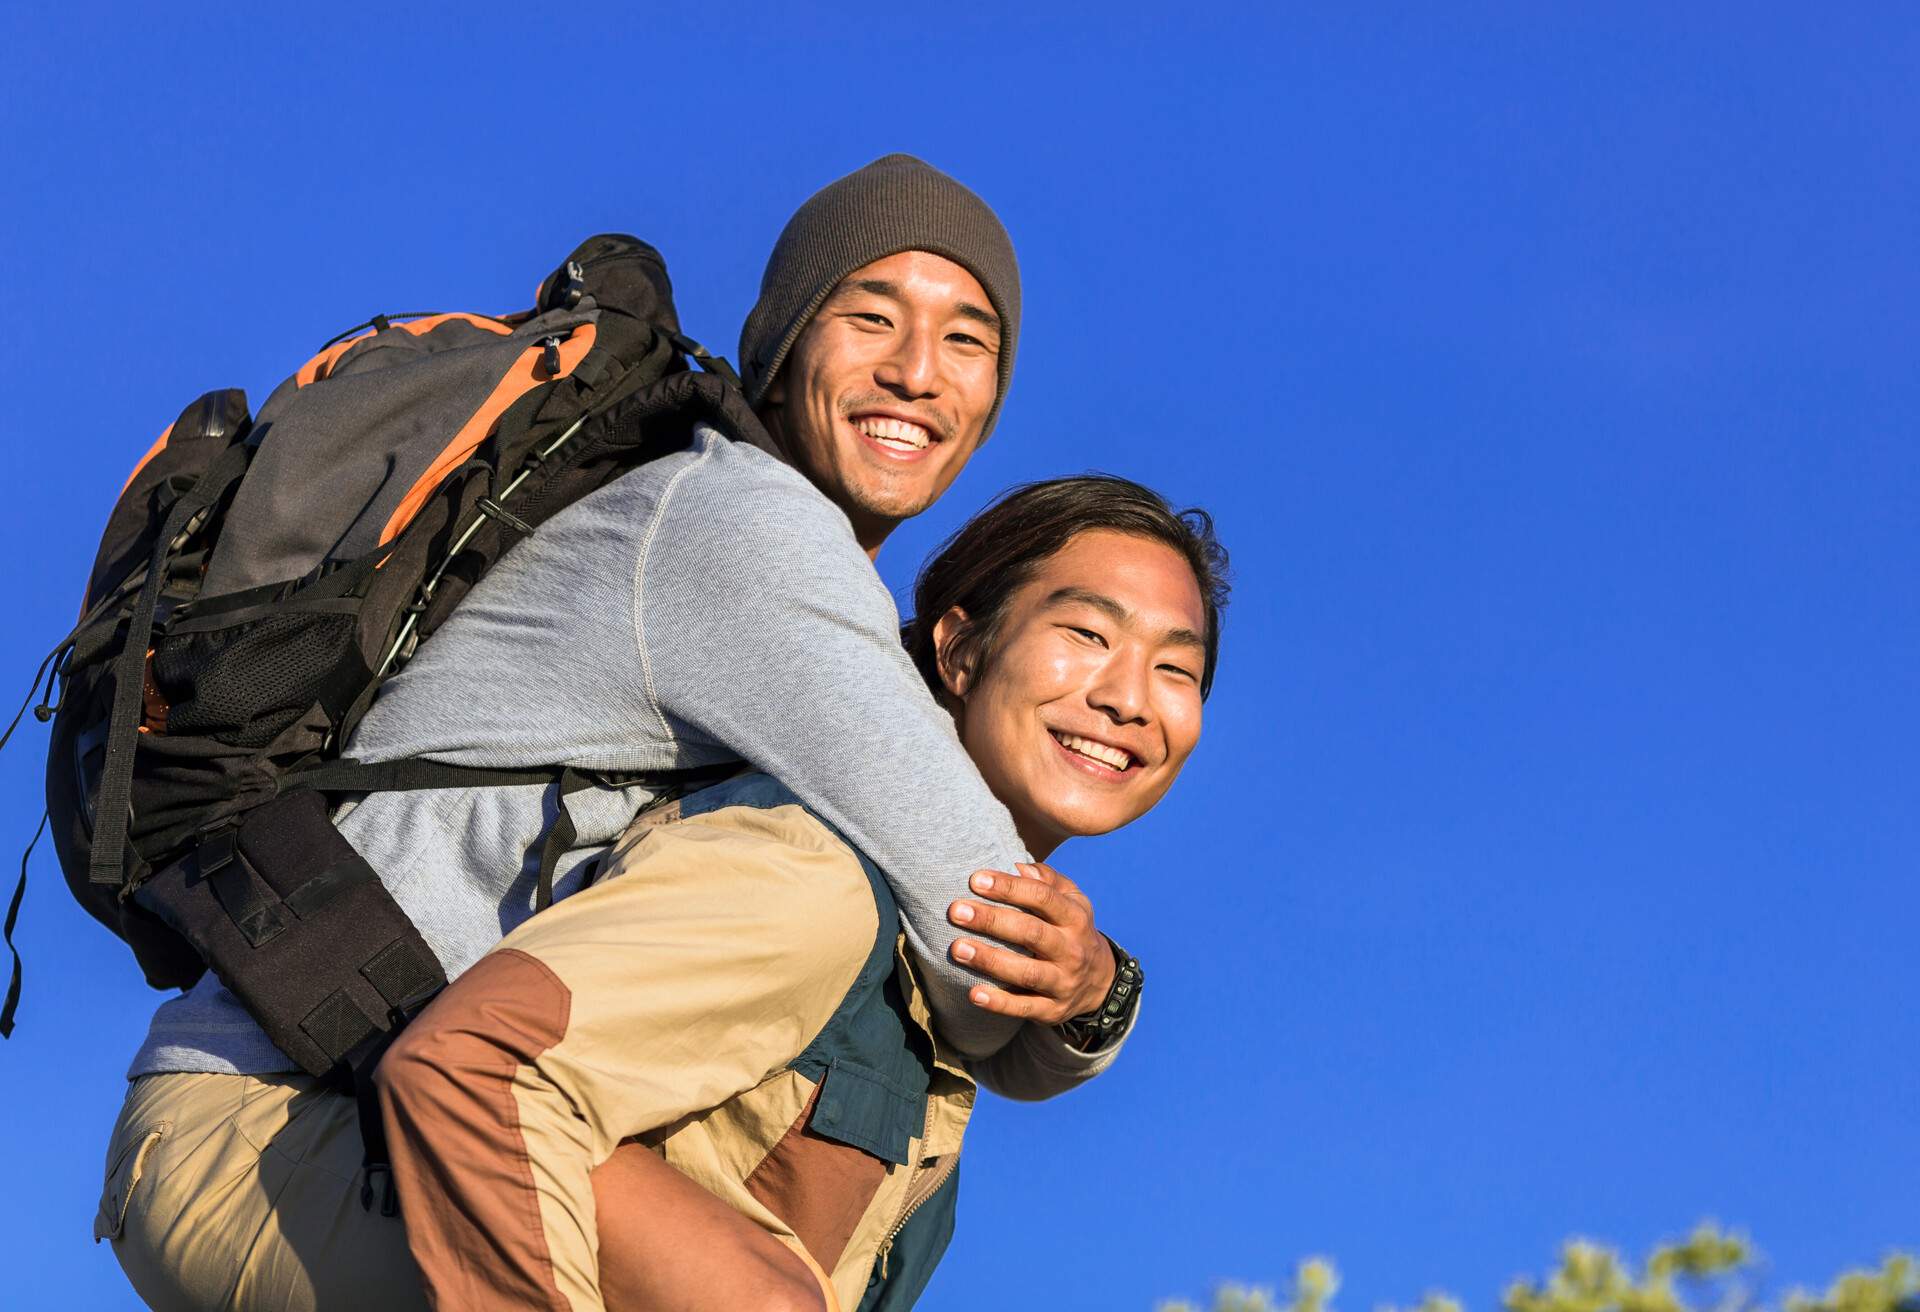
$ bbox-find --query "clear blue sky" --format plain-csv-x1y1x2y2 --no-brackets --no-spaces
2,5,1914,1308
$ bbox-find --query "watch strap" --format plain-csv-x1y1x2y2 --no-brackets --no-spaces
1059,937,1142,1051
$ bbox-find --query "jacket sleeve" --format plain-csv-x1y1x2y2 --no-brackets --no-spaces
966,1001,1139,1101
636,451,1111,1092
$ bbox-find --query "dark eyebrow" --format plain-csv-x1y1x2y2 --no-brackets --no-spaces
954,301,1001,332
1045,586,1206,652
839,280,1000,334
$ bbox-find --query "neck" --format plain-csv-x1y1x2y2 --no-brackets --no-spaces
856,519,891,562
755,405,897,560
1021,829,1062,863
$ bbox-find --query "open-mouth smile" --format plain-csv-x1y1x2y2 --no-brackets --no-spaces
849,412,939,460
1048,729,1139,778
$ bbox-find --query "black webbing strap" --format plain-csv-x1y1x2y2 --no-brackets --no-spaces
533,767,593,912
355,1067,399,1217
295,755,737,912
342,1012,415,1218
529,762,740,912
664,329,743,390
330,936,447,1217
0,810,48,1038
89,442,252,888
283,758,560,796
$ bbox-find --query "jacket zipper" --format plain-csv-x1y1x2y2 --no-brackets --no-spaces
875,1150,959,1279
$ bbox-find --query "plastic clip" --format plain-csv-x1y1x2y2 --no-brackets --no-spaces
476,498,533,537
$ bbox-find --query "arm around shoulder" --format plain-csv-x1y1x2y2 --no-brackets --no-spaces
636,458,1033,1060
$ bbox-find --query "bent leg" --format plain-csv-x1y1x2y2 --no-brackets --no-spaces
377,808,878,1312
592,1140,835,1312
101,1071,426,1312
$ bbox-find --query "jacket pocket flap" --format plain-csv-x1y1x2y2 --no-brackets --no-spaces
806,1059,921,1166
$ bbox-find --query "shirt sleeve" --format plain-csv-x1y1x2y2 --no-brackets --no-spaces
636,449,1042,1062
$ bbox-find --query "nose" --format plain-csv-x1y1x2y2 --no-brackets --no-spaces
1088,648,1151,728
872,318,940,399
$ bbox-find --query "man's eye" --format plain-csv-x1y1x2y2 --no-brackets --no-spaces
851,312,892,327
1068,626,1108,647
947,332,990,350
1158,663,1198,683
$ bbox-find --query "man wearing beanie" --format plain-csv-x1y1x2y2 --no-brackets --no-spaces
739,152,1022,552
105,156,1132,1312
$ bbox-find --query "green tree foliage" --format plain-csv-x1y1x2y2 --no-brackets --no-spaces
1158,1224,1919,1312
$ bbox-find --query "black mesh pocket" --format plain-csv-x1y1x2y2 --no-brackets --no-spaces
153,607,364,749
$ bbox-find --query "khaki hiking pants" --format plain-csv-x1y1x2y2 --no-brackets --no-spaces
99,797,875,1312
374,797,892,1312
97,1069,428,1312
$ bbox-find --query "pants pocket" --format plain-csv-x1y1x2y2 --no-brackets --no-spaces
94,1119,169,1243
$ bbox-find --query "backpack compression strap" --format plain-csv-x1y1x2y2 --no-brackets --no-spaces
88,441,253,889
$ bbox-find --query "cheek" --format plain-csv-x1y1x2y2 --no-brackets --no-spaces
1160,698,1204,770
1028,644,1092,696
962,650,1069,757
957,371,998,435
994,636,1083,702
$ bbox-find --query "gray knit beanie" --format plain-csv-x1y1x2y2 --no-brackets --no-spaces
739,154,1021,439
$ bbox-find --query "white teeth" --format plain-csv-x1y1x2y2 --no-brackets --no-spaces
852,416,932,450
1052,731,1133,771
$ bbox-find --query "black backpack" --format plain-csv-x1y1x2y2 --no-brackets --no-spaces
3,235,761,1082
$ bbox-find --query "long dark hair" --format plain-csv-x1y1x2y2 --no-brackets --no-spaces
903,475,1231,700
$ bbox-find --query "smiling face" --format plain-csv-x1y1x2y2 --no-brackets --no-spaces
760,250,1003,554
935,529,1209,857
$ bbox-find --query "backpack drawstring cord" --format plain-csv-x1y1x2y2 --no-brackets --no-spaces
0,639,71,756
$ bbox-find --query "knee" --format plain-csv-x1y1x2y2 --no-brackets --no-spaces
374,949,573,1114
370,1016,442,1111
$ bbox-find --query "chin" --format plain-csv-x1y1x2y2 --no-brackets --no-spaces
850,484,938,524
1028,800,1134,845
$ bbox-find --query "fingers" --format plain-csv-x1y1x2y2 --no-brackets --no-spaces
950,863,1107,1025
948,895,1054,952
950,937,1059,995
1024,862,1084,899
961,867,1086,925
962,981,1072,1026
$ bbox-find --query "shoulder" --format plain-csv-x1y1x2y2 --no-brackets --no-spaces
637,428,893,628
654,427,861,562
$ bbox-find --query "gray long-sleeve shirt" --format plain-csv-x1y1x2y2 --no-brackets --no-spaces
129,424,1128,1098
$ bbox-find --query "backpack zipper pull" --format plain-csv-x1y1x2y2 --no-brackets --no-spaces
541,335,564,378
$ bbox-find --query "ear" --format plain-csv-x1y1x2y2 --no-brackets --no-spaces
931,606,975,700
